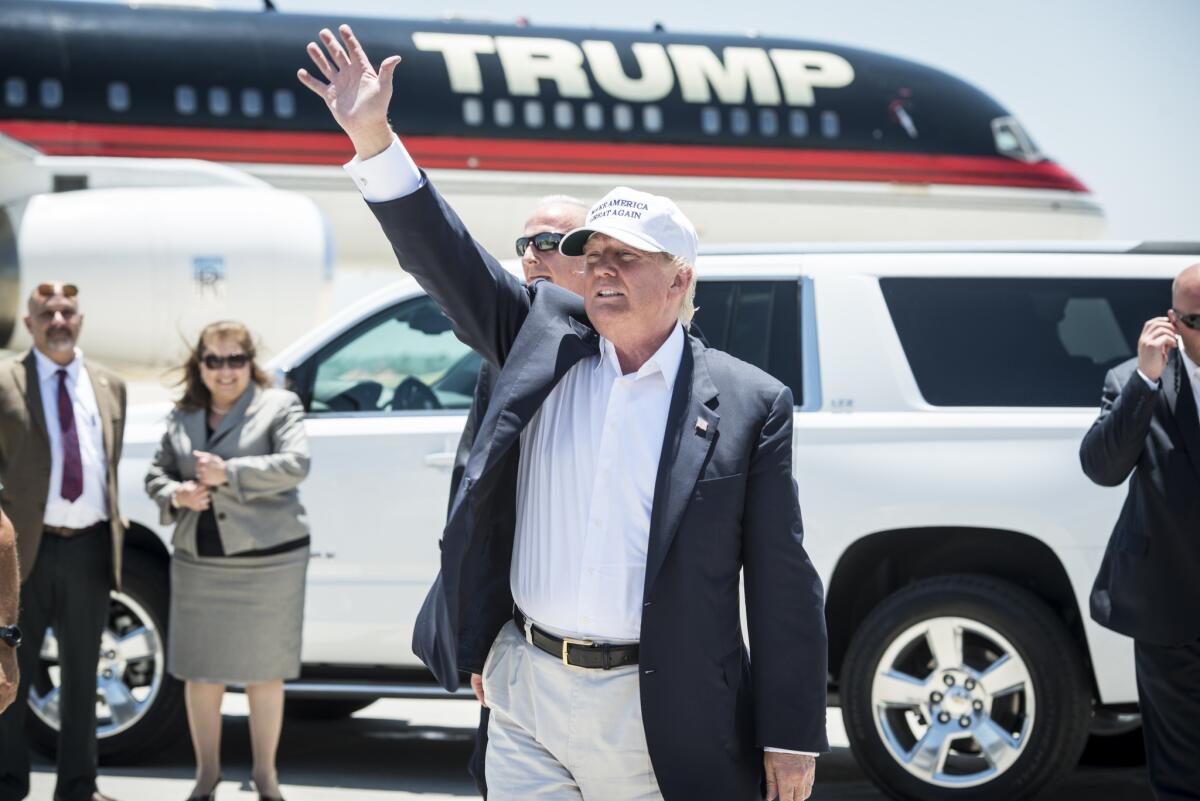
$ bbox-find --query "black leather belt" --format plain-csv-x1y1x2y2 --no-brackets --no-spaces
514,608,639,670
43,521,108,538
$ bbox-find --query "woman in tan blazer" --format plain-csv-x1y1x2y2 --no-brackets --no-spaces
145,321,310,801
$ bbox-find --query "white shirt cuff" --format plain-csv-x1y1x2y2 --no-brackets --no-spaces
342,134,424,203
1136,369,1160,390
764,747,819,756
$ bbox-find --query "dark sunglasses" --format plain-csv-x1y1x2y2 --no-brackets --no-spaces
201,353,250,370
36,282,78,298
515,231,564,258
1173,309,1200,330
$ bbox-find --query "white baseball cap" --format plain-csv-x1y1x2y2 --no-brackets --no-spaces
559,186,699,266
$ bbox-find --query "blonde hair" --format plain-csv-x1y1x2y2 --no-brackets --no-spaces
665,253,697,325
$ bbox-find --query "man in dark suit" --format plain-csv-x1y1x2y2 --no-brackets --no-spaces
299,26,828,801
1080,263,1200,801
456,196,590,796
0,283,126,801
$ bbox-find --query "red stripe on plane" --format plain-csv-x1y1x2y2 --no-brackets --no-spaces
0,120,1089,192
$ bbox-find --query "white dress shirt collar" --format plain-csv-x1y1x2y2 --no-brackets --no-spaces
34,347,84,385
597,323,686,388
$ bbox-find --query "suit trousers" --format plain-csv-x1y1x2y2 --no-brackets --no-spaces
1135,638,1200,801
481,621,664,801
0,528,112,801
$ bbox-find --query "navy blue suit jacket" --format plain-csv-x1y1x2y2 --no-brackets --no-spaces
378,179,829,800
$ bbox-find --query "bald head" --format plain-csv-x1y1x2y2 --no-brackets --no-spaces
1172,263,1200,308
23,281,83,365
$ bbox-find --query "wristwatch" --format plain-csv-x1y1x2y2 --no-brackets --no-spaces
0,625,20,649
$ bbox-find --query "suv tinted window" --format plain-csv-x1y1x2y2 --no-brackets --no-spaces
880,277,1171,407
309,296,480,413
692,280,802,403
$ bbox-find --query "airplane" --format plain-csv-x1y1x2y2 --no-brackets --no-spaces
0,0,1103,363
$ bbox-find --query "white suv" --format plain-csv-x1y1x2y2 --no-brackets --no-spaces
25,242,1197,801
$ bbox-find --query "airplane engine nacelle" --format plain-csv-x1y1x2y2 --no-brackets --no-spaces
2,186,333,365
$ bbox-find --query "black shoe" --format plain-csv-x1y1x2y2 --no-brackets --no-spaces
185,775,221,801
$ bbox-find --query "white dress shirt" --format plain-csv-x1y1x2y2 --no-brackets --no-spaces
512,326,683,642
345,139,814,756
35,348,109,528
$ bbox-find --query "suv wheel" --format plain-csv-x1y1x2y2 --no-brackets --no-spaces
27,550,186,763
841,575,1090,801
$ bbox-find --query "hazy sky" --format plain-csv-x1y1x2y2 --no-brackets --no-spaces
109,0,1200,240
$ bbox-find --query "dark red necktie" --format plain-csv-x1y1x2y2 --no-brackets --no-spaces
56,369,83,502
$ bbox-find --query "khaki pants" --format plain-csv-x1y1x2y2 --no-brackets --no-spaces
482,621,665,801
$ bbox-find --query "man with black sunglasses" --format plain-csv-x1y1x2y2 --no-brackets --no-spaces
1081,263,1200,801
0,283,127,801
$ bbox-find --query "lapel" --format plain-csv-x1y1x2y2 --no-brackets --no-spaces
1164,349,1200,487
180,406,207,460
84,362,117,463
644,336,720,595
464,309,599,485
207,385,259,449
16,351,49,443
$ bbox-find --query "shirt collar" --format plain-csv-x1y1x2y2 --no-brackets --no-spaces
34,347,83,384
1181,346,1200,383
597,323,686,389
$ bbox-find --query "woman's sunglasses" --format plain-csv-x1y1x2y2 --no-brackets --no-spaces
1173,309,1200,330
201,353,250,370
515,231,564,258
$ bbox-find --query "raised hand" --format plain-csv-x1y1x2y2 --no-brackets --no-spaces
297,25,401,160
1137,316,1178,383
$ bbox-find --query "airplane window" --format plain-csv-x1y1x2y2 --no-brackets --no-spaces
39,79,63,109
107,81,131,112
241,88,263,118
700,107,721,135
789,110,809,137
523,100,544,129
759,109,779,137
731,108,750,136
208,87,230,116
175,85,197,115
553,101,574,129
613,103,634,132
820,110,840,138
463,98,484,126
583,102,604,131
642,105,663,132
273,89,295,119
3,78,25,108
493,99,514,127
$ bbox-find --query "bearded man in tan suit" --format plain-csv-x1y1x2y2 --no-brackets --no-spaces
0,282,126,801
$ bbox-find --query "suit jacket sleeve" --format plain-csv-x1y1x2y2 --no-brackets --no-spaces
741,385,830,753
367,178,530,368
1080,367,1159,487
145,422,183,526
225,395,311,504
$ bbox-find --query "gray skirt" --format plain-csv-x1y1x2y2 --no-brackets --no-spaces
169,546,309,684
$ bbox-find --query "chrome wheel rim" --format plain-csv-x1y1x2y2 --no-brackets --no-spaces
28,590,166,739
870,616,1035,788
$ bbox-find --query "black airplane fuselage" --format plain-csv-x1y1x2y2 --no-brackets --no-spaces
0,0,1085,191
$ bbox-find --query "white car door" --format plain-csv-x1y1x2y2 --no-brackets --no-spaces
293,294,481,666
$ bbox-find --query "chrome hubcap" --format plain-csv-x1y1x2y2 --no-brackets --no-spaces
28,590,165,739
870,616,1035,787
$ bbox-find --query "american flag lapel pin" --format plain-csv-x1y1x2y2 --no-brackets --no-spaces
695,417,708,435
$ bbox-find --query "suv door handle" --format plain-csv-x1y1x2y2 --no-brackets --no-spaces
424,451,456,470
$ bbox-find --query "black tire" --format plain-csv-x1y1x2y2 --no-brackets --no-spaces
840,575,1091,801
285,697,378,720
26,549,187,763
